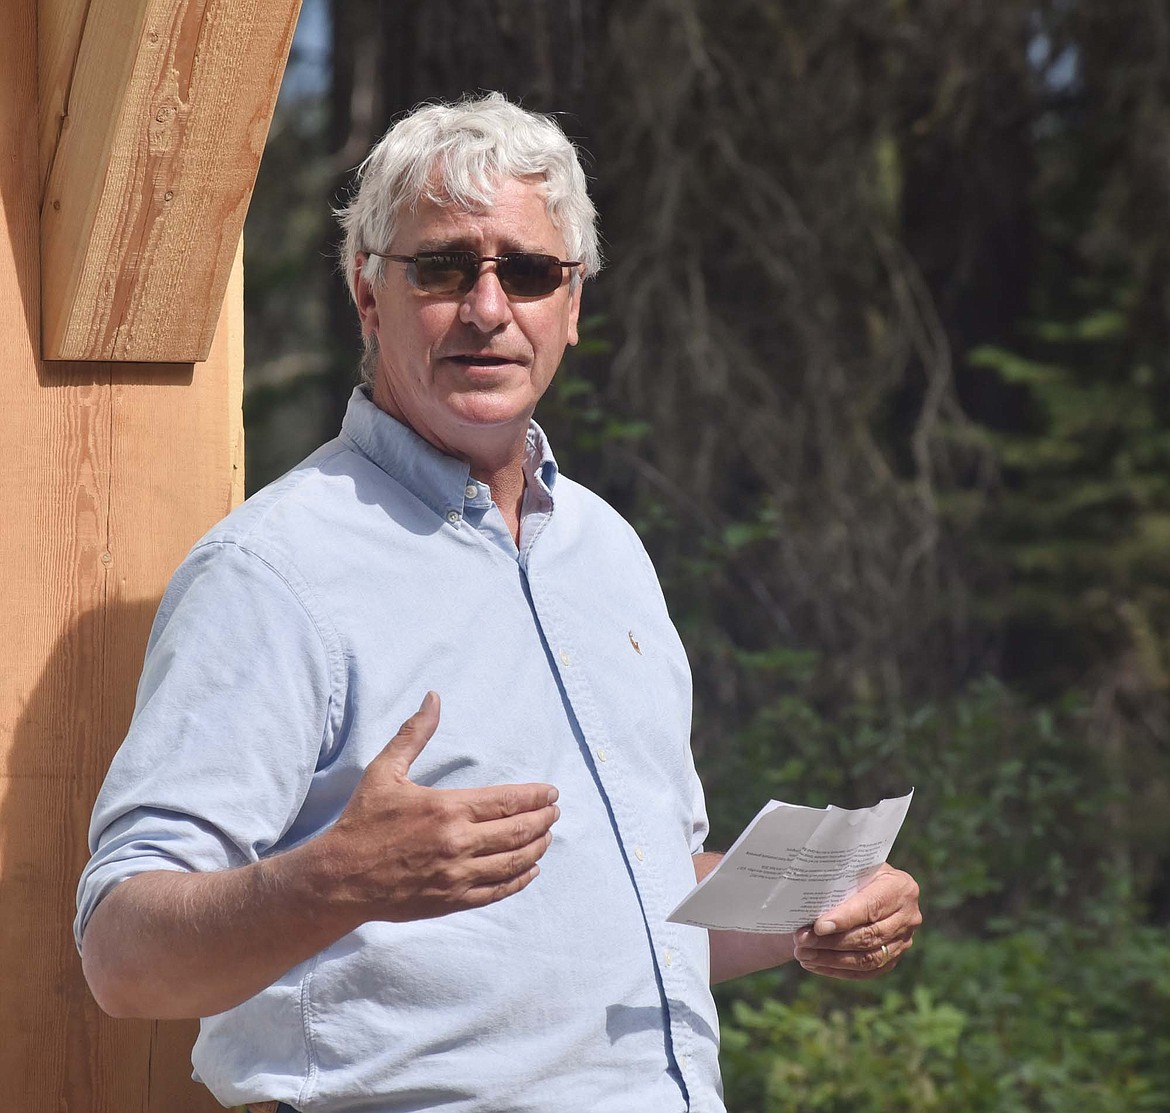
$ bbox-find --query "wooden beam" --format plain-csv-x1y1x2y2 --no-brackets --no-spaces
39,0,300,362
3,2,246,1106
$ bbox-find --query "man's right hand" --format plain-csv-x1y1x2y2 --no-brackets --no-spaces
81,690,559,1020
322,690,560,921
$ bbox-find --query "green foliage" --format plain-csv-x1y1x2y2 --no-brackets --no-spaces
967,319,1170,696
700,674,1126,928
701,674,1162,1109
700,667,1163,1108
719,925,1170,1111
945,28,1170,883
720,984,965,1111
539,315,657,457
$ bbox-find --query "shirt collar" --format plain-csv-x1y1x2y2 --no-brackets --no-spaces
524,420,559,497
338,386,559,523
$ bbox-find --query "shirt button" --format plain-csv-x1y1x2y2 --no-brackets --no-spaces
634,846,646,862
664,948,674,967
596,748,607,762
446,509,460,524
464,484,478,499
558,650,572,666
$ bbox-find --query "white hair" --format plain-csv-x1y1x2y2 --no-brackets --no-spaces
337,92,602,306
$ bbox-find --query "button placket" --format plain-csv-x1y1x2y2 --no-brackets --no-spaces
525,557,701,1108
528,572,690,1087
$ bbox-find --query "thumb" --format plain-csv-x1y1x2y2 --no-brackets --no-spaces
381,691,441,777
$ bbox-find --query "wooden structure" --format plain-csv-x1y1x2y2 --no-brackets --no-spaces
1,1,300,1109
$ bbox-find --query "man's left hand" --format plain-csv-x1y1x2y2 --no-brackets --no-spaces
791,863,921,979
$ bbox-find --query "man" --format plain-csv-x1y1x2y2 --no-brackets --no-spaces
77,93,921,1112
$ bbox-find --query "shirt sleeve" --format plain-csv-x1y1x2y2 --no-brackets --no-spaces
75,539,342,948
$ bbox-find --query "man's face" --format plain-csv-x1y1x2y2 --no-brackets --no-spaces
354,176,582,470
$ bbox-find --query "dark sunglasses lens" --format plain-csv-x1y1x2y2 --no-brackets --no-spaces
498,254,563,296
410,252,566,296
412,253,479,294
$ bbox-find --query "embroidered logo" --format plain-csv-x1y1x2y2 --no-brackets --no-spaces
628,631,642,654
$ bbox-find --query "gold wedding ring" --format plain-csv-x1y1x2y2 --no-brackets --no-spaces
879,943,890,965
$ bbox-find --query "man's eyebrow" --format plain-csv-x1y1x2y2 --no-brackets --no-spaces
413,238,476,253
412,237,556,255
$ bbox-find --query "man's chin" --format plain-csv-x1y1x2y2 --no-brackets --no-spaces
444,392,537,431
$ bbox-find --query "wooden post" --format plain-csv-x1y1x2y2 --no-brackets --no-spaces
1,0,296,1109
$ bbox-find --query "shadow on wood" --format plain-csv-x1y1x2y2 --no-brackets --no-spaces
1,600,217,1112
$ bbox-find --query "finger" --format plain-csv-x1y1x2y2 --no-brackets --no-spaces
448,781,560,821
797,936,912,979
459,863,543,909
463,832,555,886
796,907,918,953
427,837,551,908
813,863,918,936
795,934,907,967
798,957,901,981
468,805,560,857
380,691,441,777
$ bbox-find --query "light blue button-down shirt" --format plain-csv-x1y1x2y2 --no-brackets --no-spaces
77,388,724,1112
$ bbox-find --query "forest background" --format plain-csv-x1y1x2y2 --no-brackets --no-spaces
242,2,1170,1108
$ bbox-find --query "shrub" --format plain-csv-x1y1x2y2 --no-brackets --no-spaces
718,924,1170,1112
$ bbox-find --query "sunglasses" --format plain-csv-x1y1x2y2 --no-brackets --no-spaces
367,250,581,298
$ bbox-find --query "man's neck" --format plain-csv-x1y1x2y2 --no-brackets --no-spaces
367,383,533,544
473,461,527,546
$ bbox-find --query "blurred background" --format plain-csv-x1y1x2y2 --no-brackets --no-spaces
243,2,1170,1107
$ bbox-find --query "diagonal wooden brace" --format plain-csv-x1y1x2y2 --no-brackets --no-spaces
39,0,301,362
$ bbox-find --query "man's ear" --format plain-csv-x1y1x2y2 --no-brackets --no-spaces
566,271,583,347
354,254,380,337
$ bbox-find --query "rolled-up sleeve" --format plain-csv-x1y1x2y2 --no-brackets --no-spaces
75,539,343,949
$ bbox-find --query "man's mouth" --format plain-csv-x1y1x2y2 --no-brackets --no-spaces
448,354,516,367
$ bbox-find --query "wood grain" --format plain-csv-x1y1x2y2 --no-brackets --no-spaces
40,0,300,362
2,1,246,1108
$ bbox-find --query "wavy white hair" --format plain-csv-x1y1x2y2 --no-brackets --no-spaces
337,92,602,307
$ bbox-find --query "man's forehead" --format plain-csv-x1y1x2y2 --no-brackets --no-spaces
396,175,564,251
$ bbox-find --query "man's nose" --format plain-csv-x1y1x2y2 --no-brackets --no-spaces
458,263,513,332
